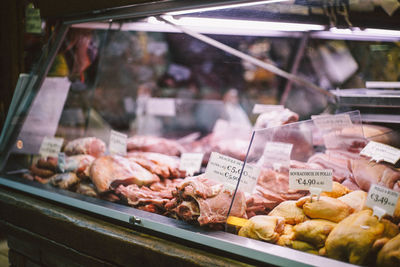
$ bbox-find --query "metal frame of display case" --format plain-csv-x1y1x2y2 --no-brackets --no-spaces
1,1,399,266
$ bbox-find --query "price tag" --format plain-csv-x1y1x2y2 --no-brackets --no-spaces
179,153,204,175
262,142,293,169
360,141,400,165
289,169,333,191
39,136,64,158
58,152,66,173
366,184,399,217
312,114,353,131
252,104,284,114
146,98,175,116
205,152,260,194
109,130,127,156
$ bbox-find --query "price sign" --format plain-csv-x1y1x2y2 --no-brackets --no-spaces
252,104,284,114
179,153,204,175
212,119,252,140
205,152,260,194
109,130,127,156
366,184,399,216
360,141,400,165
263,142,293,169
39,136,64,158
57,152,66,173
146,98,175,117
289,169,333,191
312,114,353,131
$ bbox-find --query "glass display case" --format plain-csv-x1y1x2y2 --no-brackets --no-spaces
1,1,400,266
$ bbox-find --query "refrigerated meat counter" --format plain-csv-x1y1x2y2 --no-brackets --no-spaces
1,1,400,266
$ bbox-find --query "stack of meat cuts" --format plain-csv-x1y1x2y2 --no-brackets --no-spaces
127,135,185,156
165,175,247,228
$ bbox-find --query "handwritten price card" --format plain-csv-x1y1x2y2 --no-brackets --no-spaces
312,113,353,131
179,153,204,175
109,130,127,156
360,141,400,165
366,184,399,216
39,136,64,158
205,152,260,194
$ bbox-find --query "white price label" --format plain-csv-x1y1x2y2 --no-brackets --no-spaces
109,130,127,156
39,136,64,158
205,152,260,194
146,98,176,116
252,104,284,114
289,169,333,191
366,184,399,216
179,153,204,175
263,142,293,168
360,141,400,165
312,114,353,131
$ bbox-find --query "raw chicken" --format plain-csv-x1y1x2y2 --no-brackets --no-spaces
293,219,337,248
276,224,295,247
325,209,399,265
127,135,185,156
268,200,307,225
238,215,285,243
296,196,353,223
90,155,159,193
64,137,106,158
377,233,400,267
321,181,351,198
338,190,367,213
64,154,95,179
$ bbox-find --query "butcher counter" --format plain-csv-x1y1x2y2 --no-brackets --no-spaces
0,186,261,267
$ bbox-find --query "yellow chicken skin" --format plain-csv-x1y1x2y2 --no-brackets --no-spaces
268,200,308,225
293,219,337,248
325,209,399,265
296,196,353,223
338,190,367,213
377,233,400,267
291,240,319,255
321,182,351,198
238,215,285,243
276,224,295,247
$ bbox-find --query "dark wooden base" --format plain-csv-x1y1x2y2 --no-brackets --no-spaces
0,187,255,267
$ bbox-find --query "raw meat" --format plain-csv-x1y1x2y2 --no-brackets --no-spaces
127,152,185,179
254,109,299,129
49,172,80,189
293,219,337,248
349,157,400,192
64,154,95,179
65,137,106,157
325,209,399,265
268,200,307,225
307,153,352,182
296,196,353,223
127,135,185,156
238,215,285,243
168,175,247,227
90,155,159,193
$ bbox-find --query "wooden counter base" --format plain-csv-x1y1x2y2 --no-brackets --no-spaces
0,186,257,267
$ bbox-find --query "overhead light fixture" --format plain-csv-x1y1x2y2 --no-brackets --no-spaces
163,16,325,32
310,27,400,41
166,0,291,16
